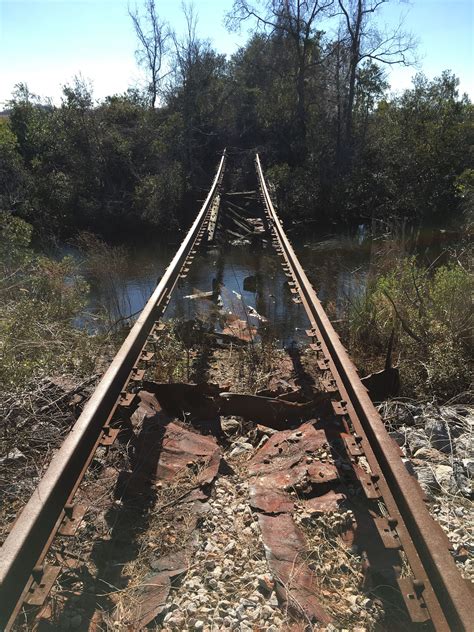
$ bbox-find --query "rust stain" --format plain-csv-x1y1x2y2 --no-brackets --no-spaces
153,422,221,482
258,513,332,625
221,318,257,342
249,485,294,514
300,490,347,514
248,423,338,492
248,422,334,624
127,562,186,630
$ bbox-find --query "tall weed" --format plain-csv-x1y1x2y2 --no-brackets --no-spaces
76,232,129,323
348,256,473,399
0,214,106,387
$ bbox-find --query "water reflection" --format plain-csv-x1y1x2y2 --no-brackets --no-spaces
160,247,310,345
82,222,461,343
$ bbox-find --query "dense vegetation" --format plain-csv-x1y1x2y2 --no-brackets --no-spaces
1,0,472,240
0,213,105,388
346,256,473,399
0,0,472,402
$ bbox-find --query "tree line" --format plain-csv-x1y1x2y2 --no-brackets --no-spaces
0,0,472,240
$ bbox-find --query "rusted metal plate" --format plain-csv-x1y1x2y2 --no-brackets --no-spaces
306,461,339,484
136,421,221,483
58,503,87,536
320,377,338,393
249,485,294,513
331,400,347,416
220,393,313,429
130,368,145,382
341,432,365,457
373,516,402,549
119,392,136,408
141,381,220,420
222,318,257,342
140,351,155,363
248,423,328,477
301,490,347,514
353,465,382,499
135,390,164,416
258,513,332,624
99,427,120,446
248,424,338,506
397,577,431,623
25,566,61,606
127,572,172,629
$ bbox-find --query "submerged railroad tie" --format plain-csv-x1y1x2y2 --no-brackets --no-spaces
255,153,472,632
0,151,228,631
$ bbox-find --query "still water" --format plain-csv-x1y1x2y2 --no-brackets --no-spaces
83,222,458,345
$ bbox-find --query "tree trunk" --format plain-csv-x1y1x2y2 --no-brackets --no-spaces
343,0,363,173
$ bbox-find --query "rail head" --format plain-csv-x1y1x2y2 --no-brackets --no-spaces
255,152,472,632
0,150,227,630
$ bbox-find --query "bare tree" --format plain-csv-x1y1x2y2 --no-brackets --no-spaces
129,0,170,108
170,3,231,178
337,0,416,165
172,2,201,88
227,1,335,142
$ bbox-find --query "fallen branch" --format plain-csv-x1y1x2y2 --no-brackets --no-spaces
383,290,424,344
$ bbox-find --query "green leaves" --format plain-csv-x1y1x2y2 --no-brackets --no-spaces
0,216,100,388
349,257,473,399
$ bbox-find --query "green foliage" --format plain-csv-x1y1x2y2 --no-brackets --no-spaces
0,211,33,266
3,30,472,236
0,215,103,388
366,72,474,221
348,257,473,399
455,168,474,229
133,162,185,227
0,119,30,215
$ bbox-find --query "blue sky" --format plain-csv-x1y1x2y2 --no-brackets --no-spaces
0,0,472,107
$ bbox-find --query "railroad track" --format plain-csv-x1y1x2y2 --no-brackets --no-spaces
0,151,471,631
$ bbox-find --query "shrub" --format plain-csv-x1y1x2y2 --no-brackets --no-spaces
348,256,473,399
0,214,104,388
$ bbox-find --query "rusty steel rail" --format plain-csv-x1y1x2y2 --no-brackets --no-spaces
0,151,227,630
255,153,472,632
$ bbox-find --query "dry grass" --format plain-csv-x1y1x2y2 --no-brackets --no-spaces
296,509,398,630
0,375,101,544
209,343,288,394
98,459,211,630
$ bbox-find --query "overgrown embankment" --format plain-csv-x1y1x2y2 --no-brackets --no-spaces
0,213,121,537
339,246,473,401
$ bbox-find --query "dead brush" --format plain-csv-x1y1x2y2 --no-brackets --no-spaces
149,322,188,383
100,457,212,629
0,375,100,544
295,509,386,630
211,342,285,394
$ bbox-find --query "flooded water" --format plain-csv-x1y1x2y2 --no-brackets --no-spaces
82,221,460,345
